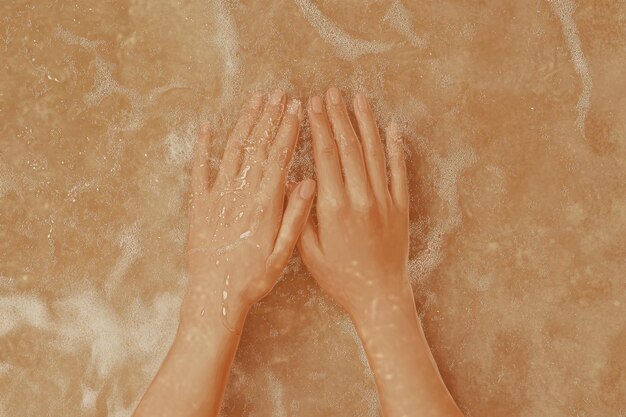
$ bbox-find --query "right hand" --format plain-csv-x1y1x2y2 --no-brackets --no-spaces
298,87,412,318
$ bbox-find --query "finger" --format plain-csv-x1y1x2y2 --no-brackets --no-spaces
261,98,302,195
218,92,265,180
308,95,345,203
266,179,316,274
191,123,211,195
353,93,390,206
385,122,409,209
297,207,324,270
242,89,286,185
325,87,369,201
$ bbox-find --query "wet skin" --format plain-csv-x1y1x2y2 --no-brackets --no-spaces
133,88,463,417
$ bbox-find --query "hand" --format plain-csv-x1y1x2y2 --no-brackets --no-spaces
183,91,316,331
298,87,410,319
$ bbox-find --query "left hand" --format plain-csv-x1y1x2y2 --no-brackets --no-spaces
183,90,315,331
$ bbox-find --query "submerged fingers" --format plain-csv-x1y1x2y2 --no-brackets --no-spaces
261,98,303,194
218,93,265,181
324,87,369,202
385,122,409,209
308,95,346,204
242,90,286,185
353,93,390,206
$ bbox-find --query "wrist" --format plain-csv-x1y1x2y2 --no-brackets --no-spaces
347,277,417,329
180,273,253,335
179,297,249,336
173,307,247,365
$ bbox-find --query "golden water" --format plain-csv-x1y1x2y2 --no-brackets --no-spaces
1,1,625,416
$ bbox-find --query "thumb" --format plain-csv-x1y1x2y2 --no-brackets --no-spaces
266,179,316,274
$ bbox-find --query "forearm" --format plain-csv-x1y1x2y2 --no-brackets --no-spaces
351,282,463,417
133,307,246,417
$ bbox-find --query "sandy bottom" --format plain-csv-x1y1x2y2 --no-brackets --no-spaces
1,1,625,416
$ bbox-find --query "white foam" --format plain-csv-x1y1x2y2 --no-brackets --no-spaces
0,362,11,375
408,145,478,284
294,0,394,60
54,26,105,51
45,288,181,417
547,0,592,138
212,0,241,104
0,164,17,198
0,295,50,337
383,0,428,48
266,371,288,417
467,273,494,292
56,26,187,159
105,222,142,297
164,121,197,167
66,179,98,203
81,386,98,410
53,290,126,377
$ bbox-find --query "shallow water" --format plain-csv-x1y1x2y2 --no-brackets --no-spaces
1,1,625,416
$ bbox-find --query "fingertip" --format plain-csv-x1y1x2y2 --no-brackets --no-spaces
287,99,303,121
326,86,342,106
269,89,286,107
299,179,316,199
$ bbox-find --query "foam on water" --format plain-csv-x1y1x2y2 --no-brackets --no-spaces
383,0,428,48
0,164,17,199
37,288,182,413
54,26,105,50
408,144,478,284
55,26,188,181
0,294,50,337
266,371,288,417
212,0,241,104
105,222,142,297
294,0,394,60
80,385,98,411
547,0,592,138
164,121,197,167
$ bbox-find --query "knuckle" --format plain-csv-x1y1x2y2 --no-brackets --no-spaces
352,194,375,213
319,143,337,159
319,196,345,212
338,134,358,150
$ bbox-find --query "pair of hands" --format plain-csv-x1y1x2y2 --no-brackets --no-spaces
183,87,410,331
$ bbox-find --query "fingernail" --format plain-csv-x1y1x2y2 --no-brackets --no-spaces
299,179,316,199
287,99,302,120
327,87,341,105
270,89,285,106
356,93,369,112
310,96,323,114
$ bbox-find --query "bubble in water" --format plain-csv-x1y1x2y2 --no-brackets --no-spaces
293,0,394,60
